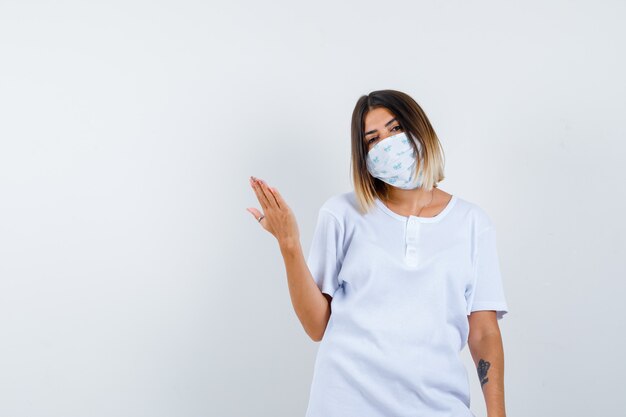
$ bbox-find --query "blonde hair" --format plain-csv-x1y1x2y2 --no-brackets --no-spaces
350,89,446,214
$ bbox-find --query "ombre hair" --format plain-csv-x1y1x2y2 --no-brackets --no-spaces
350,89,446,214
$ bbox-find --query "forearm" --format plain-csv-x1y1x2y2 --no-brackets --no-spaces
279,239,331,342
468,333,507,417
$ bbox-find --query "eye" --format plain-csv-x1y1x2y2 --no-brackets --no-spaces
366,126,402,145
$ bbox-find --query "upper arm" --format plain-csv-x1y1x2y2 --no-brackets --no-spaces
306,208,344,298
465,225,509,321
467,310,501,343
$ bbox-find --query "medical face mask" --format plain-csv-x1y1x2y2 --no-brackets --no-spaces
366,131,424,189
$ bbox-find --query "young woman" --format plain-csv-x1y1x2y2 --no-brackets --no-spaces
247,89,509,417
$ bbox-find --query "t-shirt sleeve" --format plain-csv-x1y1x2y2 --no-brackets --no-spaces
466,225,509,320
306,208,344,297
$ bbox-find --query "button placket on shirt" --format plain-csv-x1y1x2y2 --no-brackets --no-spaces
405,216,421,266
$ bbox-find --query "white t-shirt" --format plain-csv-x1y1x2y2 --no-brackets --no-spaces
304,190,509,417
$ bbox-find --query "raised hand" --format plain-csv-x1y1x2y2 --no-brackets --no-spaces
247,176,300,248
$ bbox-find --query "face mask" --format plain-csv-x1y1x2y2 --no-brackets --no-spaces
366,131,424,189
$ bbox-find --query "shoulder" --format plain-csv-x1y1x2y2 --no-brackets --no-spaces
317,190,361,223
451,194,496,232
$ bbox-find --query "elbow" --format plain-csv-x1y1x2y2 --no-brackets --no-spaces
306,319,329,342
305,294,333,342
307,326,326,342
310,334,323,342
468,331,502,352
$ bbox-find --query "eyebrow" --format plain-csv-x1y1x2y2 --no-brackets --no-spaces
364,118,398,137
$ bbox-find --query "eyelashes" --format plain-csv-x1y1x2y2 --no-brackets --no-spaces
367,125,403,145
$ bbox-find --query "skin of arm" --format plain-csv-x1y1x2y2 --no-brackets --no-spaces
467,310,507,417
247,176,331,342
279,239,333,342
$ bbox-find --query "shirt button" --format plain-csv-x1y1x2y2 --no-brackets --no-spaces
406,219,420,244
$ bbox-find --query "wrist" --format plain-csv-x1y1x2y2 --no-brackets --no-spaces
278,237,300,252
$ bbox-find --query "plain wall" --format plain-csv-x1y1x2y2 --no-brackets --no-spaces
1,0,625,416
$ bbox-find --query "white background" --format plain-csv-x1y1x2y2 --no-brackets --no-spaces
1,1,624,416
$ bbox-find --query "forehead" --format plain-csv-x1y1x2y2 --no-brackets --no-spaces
364,107,397,131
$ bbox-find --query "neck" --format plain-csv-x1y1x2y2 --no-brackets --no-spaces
384,186,436,209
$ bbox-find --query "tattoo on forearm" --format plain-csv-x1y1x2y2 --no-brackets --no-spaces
477,358,490,387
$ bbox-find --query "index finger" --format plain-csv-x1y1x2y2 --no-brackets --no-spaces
268,187,285,209
257,179,278,210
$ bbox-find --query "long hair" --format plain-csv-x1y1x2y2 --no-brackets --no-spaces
350,89,446,214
